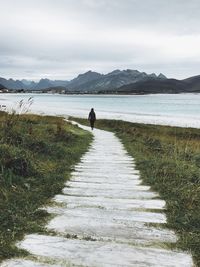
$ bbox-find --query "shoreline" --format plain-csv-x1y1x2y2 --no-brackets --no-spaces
1,92,200,96
32,111,200,130
1,92,200,129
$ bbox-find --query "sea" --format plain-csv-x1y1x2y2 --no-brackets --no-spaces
0,93,200,128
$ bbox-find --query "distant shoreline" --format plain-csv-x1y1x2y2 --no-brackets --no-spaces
1,91,200,96
1,93,200,129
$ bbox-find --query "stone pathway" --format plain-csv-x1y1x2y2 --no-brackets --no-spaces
1,123,193,267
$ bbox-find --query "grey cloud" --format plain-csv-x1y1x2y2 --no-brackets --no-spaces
0,0,200,80
53,0,200,34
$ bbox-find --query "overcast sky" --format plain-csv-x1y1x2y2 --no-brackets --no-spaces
0,0,200,80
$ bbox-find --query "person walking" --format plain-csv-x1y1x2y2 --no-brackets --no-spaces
88,108,96,130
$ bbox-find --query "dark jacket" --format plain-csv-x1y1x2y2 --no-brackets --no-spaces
88,111,96,121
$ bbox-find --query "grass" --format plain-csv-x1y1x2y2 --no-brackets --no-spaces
0,112,92,262
73,118,200,267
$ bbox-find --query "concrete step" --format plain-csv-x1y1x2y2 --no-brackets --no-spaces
15,234,193,267
0,122,193,267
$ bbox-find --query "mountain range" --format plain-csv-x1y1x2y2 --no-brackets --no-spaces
0,69,200,94
0,70,166,91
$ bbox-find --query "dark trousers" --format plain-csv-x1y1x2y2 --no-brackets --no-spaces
90,120,95,129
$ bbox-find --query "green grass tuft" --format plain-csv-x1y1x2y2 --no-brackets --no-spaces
74,117,200,267
0,113,92,262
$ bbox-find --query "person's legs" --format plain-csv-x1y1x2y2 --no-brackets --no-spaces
90,120,95,130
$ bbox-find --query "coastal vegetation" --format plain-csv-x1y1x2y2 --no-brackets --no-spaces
0,111,92,262
74,118,200,266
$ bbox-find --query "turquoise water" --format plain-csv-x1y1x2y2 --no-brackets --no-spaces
1,93,200,128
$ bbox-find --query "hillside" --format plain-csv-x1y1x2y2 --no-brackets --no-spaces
110,76,200,94
113,78,187,94
0,84,6,90
183,75,200,91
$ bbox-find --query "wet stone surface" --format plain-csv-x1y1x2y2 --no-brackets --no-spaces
1,122,194,267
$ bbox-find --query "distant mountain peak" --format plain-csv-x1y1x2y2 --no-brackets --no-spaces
107,70,122,76
158,73,167,79
40,78,51,82
107,69,142,77
21,79,33,86
68,70,103,89
75,70,101,80
149,73,157,78
85,70,93,74
125,69,140,74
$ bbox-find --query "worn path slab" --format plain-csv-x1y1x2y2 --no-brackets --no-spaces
1,122,193,267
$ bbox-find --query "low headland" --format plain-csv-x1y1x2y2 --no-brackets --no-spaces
74,117,200,267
